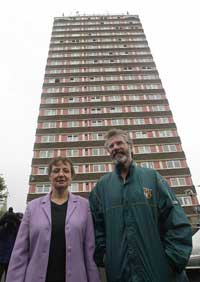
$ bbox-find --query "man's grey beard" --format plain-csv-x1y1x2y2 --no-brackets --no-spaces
112,154,127,165
111,148,133,168
113,155,129,174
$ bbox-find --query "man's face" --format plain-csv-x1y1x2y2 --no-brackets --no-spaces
106,135,132,165
49,161,72,191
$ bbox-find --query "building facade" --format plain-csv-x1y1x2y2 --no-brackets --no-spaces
28,14,199,228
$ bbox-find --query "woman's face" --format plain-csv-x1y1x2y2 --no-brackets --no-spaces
49,161,72,192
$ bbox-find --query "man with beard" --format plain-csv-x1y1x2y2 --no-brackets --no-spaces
89,128,192,282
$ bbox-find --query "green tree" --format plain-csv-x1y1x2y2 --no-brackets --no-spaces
0,175,7,200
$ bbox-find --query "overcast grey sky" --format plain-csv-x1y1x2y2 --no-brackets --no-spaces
0,0,199,212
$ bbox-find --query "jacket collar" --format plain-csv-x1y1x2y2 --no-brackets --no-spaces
66,192,78,224
41,193,51,224
41,192,78,224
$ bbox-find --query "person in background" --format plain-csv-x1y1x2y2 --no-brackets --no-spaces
6,156,100,282
0,207,21,281
89,128,192,282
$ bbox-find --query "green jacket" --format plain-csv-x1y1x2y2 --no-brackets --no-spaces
89,162,192,282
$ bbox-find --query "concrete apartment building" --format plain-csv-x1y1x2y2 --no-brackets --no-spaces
28,14,199,229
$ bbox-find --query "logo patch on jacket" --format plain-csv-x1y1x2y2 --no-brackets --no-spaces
143,187,153,199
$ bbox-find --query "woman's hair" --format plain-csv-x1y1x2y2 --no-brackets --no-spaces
48,156,75,178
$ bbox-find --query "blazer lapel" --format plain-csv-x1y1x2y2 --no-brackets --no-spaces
41,193,51,224
66,192,78,224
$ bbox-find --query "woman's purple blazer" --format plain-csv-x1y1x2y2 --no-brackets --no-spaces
6,192,100,282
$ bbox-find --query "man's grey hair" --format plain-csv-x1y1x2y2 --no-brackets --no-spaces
104,128,132,147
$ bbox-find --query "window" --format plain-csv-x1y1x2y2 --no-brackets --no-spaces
68,121,79,127
73,166,78,173
162,144,177,152
131,106,142,112
178,196,192,206
68,97,79,103
93,164,106,172
91,120,103,126
166,160,181,169
135,131,147,138
39,150,54,158
138,146,151,153
91,96,100,101
127,84,137,90
142,66,152,70
91,85,101,91
109,95,120,101
107,85,119,91
68,87,79,93
148,94,162,100
140,162,154,169
134,118,145,125
36,184,51,193
129,95,140,101
158,130,173,137
151,105,165,111
110,106,122,113
66,149,78,157
38,167,48,175
92,148,105,156
68,108,79,115
41,135,55,143
154,117,168,124
111,119,124,125
170,178,186,187
91,133,104,140
70,183,78,192
67,135,78,142
43,122,56,128
45,98,58,104
91,108,101,114
46,87,60,93
44,109,57,116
